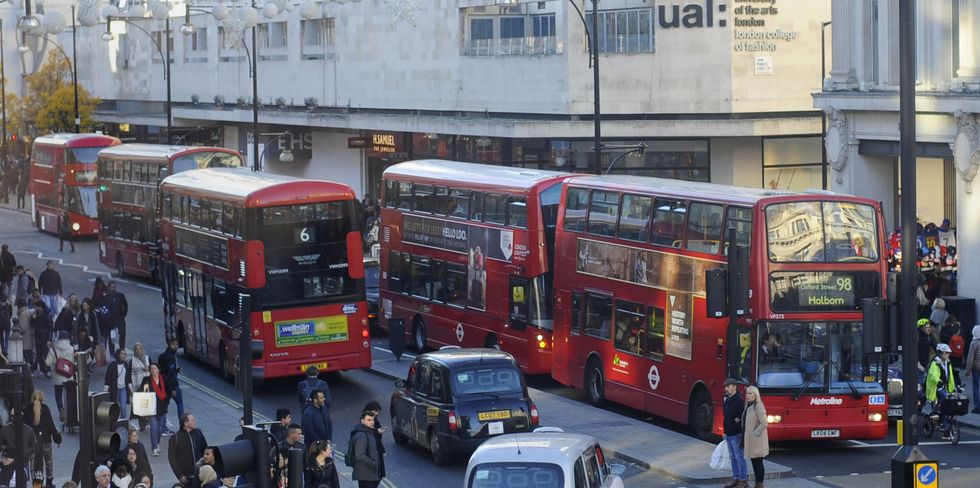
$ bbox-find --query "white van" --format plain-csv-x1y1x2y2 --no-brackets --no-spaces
463,428,625,488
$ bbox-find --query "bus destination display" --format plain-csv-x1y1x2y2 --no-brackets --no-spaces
769,271,879,312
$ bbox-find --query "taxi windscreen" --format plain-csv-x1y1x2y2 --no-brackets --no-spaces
452,368,523,396
468,463,563,488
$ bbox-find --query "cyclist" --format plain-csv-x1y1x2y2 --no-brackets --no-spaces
925,343,957,436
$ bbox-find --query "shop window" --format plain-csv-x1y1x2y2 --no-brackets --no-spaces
651,198,687,248
583,294,613,340
587,190,619,237
685,202,724,254
617,194,652,242
564,188,588,232
762,136,823,191
586,8,655,54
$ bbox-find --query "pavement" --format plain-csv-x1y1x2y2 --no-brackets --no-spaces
367,345,794,485
28,365,359,488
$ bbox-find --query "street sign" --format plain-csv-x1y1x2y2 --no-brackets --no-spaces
913,461,938,488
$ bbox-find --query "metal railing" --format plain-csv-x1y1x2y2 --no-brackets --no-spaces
464,36,562,57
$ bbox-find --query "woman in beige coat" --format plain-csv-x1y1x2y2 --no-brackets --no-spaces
742,386,769,488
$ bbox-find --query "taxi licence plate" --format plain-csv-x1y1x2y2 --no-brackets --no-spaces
811,429,840,438
478,410,512,421
299,362,328,372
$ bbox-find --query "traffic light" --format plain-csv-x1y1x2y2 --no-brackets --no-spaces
212,425,278,488
90,392,121,464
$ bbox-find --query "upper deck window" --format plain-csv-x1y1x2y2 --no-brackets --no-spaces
723,206,753,254
449,189,469,218
563,188,588,232
413,184,433,213
507,197,527,228
651,199,687,248
484,194,508,224
586,190,619,237
685,202,724,254
766,201,879,263
617,194,652,242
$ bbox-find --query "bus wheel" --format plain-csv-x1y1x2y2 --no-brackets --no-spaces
413,318,427,351
116,252,125,278
689,389,714,440
485,334,500,350
585,359,605,407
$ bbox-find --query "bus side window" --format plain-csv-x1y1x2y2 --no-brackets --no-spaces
484,194,507,224
614,300,644,355
433,186,449,216
563,188,589,232
429,260,446,302
410,256,431,299
469,192,484,221
388,251,404,293
586,190,619,237
723,206,753,255
384,180,398,208
444,263,467,307
584,294,613,341
449,189,469,218
651,198,687,248
618,194,652,242
571,292,582,335
510,276,530,330
646,306,665,360
413,184,432,213
507,197,527,228
397,182,413,210
685,202,724,254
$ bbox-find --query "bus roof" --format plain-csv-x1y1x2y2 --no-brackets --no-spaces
569,174,838,206
98,143,239,160
33,133,121,148
160,167,356,207
384,160,571,191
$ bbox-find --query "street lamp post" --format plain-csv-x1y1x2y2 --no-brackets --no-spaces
71,6,80,132
1,19,8,160
251,1,259,172
567,0,602,174
103,14,172,143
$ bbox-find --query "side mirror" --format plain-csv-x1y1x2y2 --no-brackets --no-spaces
394,379,405,389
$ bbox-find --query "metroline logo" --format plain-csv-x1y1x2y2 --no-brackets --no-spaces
809,397,844,406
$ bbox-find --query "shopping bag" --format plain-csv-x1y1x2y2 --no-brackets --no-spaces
95,344,107,366
53,295,67,316
709,440,731,470
132,392,157,417
55,357,76,378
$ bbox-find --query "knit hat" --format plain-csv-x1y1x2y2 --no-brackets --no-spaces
917,318,931,328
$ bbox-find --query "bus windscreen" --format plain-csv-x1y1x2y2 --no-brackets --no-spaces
765,201,879,263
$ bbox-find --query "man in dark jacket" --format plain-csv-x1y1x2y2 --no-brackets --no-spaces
159,338,185,433
270,408,291,446
351,411,382,488
0,410,37,468
0,244,15,290
722,379,748,488
301,390,332,443
59,210,75,253
169,413,207,488
297,366,330,409
11,266,35,303
918,318,938,377
38,261,63,318
104,349,133,421
105,281,129,351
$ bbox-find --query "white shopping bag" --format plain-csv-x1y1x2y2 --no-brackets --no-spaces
132,392,157,417
709,440,731,470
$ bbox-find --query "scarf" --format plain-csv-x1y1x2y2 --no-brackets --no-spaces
150,375,167,401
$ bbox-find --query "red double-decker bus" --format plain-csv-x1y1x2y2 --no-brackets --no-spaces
552,176,889,441
379,160,571,374
158,168,370,381
96,144,244,278
30,133,121,236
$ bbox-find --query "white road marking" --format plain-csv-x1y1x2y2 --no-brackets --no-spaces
137,284,160,292
14,250,122,281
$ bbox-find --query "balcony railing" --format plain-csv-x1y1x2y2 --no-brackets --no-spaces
464,36,562,57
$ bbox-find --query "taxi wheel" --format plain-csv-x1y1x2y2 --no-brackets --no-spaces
429,432,449,466
585,360,605,407
413,318,427,351
391,415,409,446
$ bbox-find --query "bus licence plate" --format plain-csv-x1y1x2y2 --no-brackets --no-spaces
811,429,840,438
299,362,328,372
478,410,512,421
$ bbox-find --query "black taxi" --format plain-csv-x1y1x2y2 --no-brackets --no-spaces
389,347,540,465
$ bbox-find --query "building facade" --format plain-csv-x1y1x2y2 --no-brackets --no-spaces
814,0,976,313
18,1,830,201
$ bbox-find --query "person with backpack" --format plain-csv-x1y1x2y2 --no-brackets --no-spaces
964,325,980,414
297,366,330,410
945,321,966,389
305,440,340,488
348,411,382,488
926,343,957,436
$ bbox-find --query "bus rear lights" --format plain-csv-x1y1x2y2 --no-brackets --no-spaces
536,335,547,349
361,330,369,338
868,413,883,422
766,414,782,424
361,318,368,326
362,341,370,349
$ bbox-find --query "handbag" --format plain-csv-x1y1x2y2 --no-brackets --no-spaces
95,344,107,367
55,357,76,378
132,391,157,417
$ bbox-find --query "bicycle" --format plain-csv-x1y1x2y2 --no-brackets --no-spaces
919,387,968,445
